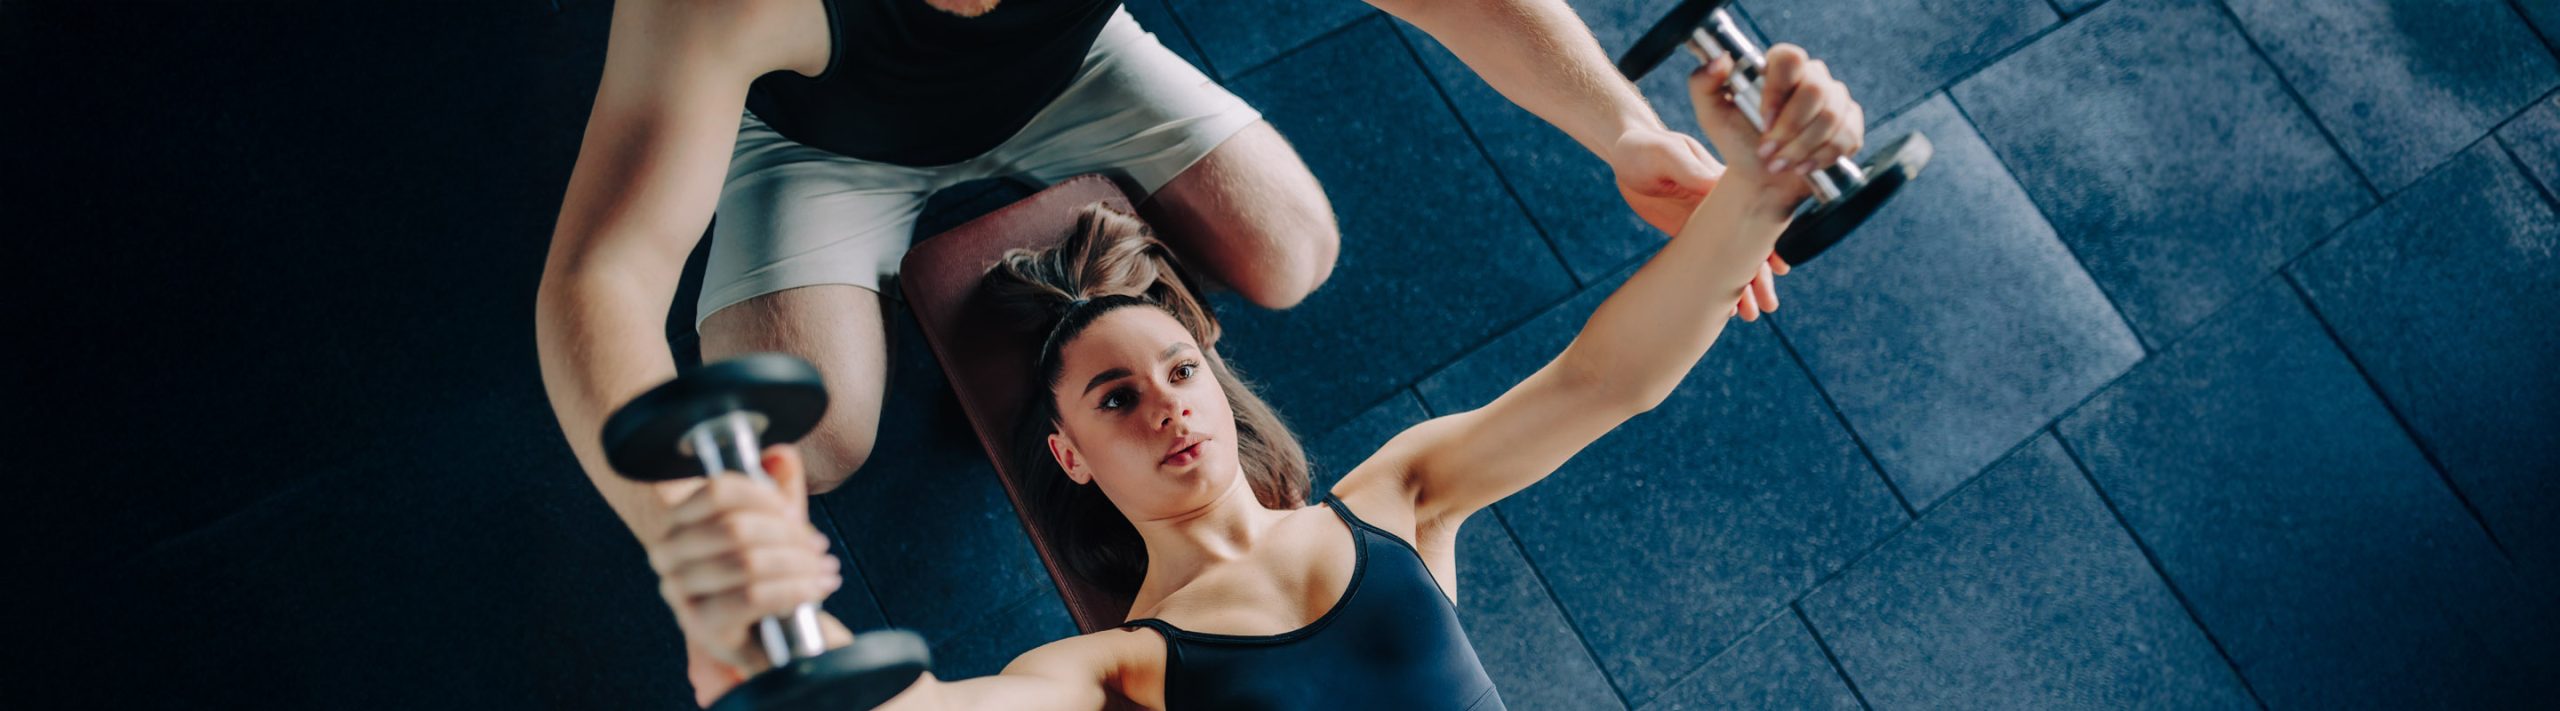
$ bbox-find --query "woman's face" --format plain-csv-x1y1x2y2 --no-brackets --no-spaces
1047,307,1240,520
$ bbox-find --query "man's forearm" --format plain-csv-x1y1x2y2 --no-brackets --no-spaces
536,265,706,544
1387,0,1664,156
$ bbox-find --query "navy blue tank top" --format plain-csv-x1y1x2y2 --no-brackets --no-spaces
744,0,1121,166
1122,496,1507,710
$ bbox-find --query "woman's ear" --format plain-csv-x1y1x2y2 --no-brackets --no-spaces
1048,431,1092,485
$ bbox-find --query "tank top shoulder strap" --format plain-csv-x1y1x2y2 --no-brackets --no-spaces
1121,617,1178,637
1321,493,1426,554
1319,493,1369,532
1119,618,1188,660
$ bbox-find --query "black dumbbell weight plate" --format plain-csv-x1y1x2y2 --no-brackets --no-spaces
1773,133,1933,266
711,630,933,711
601,353,830,482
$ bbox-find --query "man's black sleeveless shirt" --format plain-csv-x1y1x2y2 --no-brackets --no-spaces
744,0,1122,166
1121,496,1509,710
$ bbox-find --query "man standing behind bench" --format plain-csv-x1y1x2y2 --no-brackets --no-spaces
535,0,1781,702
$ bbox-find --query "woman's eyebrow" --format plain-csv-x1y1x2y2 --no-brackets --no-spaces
1082,343,1201,397
1082,368,1133,397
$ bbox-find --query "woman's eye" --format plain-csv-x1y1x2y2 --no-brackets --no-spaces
1173,362,1198,381
1099,392,1127,410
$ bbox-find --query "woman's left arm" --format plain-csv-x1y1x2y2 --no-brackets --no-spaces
1341,47,1862,531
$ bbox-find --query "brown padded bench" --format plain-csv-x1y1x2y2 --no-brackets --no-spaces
897,175,1144,634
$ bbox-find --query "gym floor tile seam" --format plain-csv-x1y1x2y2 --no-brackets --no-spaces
810,502,895,629
2047,427,2273,710
2274,271,2512,562
2502,135,2560,211
1399,260,1640,417
1710,0,2079,136
2054,277,2555,707
1632,434,2064,708
1125,0,1211,75
1857,164,2530,544
1952,0,2379,348
2274,136,2560,577
1402,19,1597,291
1936,91,2150,360
1843,4,2074,127
2495,86,2560,210
2318,85,2560,217
1764,317,1919,519
2519,0,2560,56
1386,20,1588,292
2260,122,2552,286
1789,603,1878,711
1488,503,1639,709
1635,516,1959,705
1185,5,1384,85
2201,0,2385,201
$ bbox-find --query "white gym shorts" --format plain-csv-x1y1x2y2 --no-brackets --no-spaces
698,6,1263,324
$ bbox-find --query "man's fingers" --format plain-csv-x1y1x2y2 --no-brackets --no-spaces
1754,262,1779,313
696,577,845,631
653,514,822,572
761,445,811,511
669,546,843,597
670,476,787,528
1737,284,1761,321
689,653,744,709
1684,133,1722,174
1769,253,1791,276
1662,145,1718,196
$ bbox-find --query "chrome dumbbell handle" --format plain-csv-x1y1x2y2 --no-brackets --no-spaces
684,410,831,668
1681,11,1863,203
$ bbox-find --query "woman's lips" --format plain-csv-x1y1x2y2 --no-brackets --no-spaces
1162,440,1205,466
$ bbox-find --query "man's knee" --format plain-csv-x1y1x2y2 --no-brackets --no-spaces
799,417,878,495
1231,216,1337,310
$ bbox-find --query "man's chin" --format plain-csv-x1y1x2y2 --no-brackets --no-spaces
926,0,1002,18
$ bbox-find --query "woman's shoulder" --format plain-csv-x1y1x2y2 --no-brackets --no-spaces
1006,626,1170,706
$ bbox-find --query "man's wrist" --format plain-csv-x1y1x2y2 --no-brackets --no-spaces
1605,118,1668,156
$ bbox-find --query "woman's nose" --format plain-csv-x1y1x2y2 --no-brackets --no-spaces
1154,394,1193,429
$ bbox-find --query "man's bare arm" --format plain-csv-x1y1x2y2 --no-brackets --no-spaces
1374,0,1665,157
536,0,808,543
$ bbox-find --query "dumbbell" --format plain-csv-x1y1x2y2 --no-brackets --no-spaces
1617,0,1932,265
602,353,931,711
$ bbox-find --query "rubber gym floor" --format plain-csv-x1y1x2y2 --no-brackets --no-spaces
15,0,2557,708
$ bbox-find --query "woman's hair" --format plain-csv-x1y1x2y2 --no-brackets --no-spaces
986,202,1310,598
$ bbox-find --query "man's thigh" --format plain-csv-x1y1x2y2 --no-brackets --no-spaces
698,284,890,494
1140,121,1340,310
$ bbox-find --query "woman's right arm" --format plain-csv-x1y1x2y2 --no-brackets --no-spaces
663,446,1152,710
535,0,801,545
877,629,1161,710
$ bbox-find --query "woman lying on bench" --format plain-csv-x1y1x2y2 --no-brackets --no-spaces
652,48,1864,710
